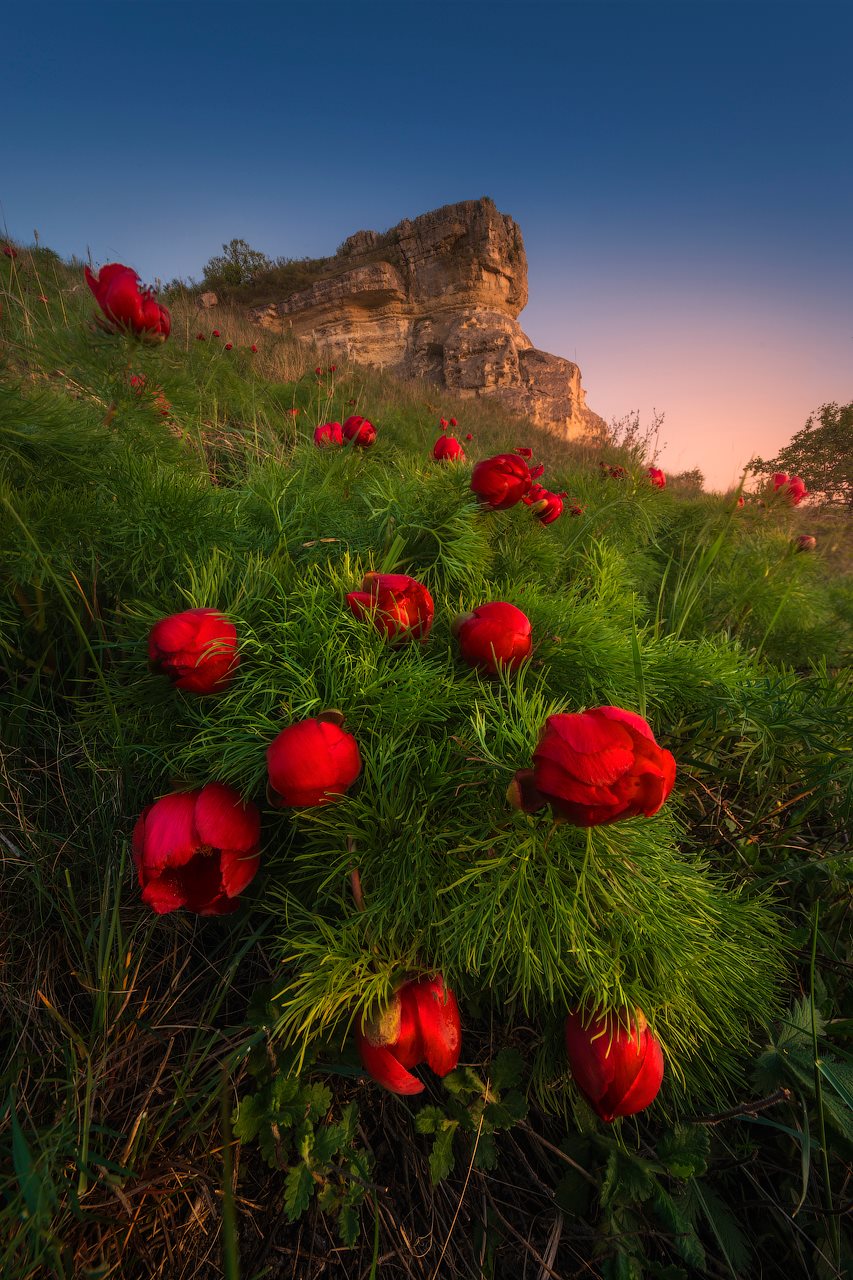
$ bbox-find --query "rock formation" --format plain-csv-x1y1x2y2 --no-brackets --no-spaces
251,198,604,438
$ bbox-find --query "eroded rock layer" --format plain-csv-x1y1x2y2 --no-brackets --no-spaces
251,198,604,438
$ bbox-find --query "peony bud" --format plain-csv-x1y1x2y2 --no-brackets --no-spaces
149,608,239,694
266,718,361,807
433,434,465,463
565,1007,664,1122
529,707,676,826
342,415,376,447
648,467,666,489
453,601,532,675
470,453,532,510
346,573,434,642
132,783,260,915
314,420,344,447
356,975,461,1094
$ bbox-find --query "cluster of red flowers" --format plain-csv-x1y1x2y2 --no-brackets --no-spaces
314,415,377,448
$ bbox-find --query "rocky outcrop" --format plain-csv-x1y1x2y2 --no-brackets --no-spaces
251,198,604,438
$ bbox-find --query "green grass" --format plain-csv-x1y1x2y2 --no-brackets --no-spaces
1,242,851,1279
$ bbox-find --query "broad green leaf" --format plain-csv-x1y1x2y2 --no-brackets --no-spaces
284,1162,316,1221
429,1120,458,1185
490,1047,525,1091
657,1125,710,1179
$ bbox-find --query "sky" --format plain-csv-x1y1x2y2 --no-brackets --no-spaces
3,0,851,489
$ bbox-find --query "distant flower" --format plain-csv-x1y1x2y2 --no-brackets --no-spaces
736,496,745,508
773,472,808,505
314,420,344,448
565,1008,664,1122
148,607,239,694
224,342,232,350
346,572,434,642
267,717,361,807
796,534,817,552
3,244,17,258
38,294,49,303
196,332,206,341
132,782,261,916
452,601,533,675
251,344,258,353
470,453,532,510
315,366,322,376
212,329,221,338
129,373,147,395
348,399,357,406
465,433,473,441
648,467,666,489
342,415,376,447
84,262,171,339
433,434,465,463
439,418,448,429
509,706,676,827
329,364,337,372
287,407,300,417
357,975,461,1094
569,504,584,517
449,418,457,427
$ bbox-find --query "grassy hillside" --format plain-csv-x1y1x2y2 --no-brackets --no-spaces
2,245,851,1280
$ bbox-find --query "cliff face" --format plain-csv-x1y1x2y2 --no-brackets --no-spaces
251,198,604,438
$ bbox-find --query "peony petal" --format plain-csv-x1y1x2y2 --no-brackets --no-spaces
356,1034,424,1094
140,870,190,914
411,977,462,1078
594,706,656,743
194,782,260,853
612,1031,665,1118
218,845,261,899
139,790,201,872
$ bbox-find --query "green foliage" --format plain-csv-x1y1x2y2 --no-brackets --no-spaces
201,237,274,290
753,401,853,507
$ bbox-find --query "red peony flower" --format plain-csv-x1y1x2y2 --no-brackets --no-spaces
149,608,239,695
465,433,473,442
452,602,532,675
314,366,322,376
510,706,676,826
772,473,808,505
314,420,344,447
796,534,817,552
565,1008,664,1122
288,407,300,417
433,434,465,463
224,342,232,350
3,244,17,258
267,718,361,807
196,332,206,340
449,418,457,427
251,344,258,352
84,262,171,339
329,364,337,372
356,975,461,1095
342,415,376,447
212,329,221,338
130,373,147,395
346,572,434,642
569,505,584,517
470,453,532,510
737,496,745,508
132,782,261,916
439,418,448,429
648,467,666,489
524,483,563,525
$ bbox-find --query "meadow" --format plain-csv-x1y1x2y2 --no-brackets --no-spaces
1,246,851,1280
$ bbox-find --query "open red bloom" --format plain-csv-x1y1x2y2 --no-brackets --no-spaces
314,420,344,447
565,1008,664,1122
439,418,448,429
132,783,261,916
433,434,465,462
84,262,171,339
149,608,239,694
342,415,377,447
212,329,221,337
772,472,808,505
346,572,434,642
357,975,461,1095
449,418,457,427
524,483,563,525
512,706,675,826
453,602,532,675
648,467,666,489
267,718,361,807
470,453,532,510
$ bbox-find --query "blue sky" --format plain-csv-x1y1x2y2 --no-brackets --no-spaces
3,0,851,487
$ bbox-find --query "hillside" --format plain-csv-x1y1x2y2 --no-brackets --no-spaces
1,244,852,1280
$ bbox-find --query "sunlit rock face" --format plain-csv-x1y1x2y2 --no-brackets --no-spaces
251,198,604,439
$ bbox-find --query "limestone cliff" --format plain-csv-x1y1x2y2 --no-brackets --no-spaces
250,198,604,438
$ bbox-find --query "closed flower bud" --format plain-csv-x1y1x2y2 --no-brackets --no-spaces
84,262,171,339
314,420,344,447
132,783,261,916
346,572,434,642
266,718,361,807
470,453,532,510
565,1007,664,1122
648,467,666,489
251,344,258,352
453,601,532,674
224,342,232,350
342,415,376,447
530,706,676,826
148,608,239,695
772,472,809,505
212,329,221,338
357,975,461,1094
433,434,465,462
